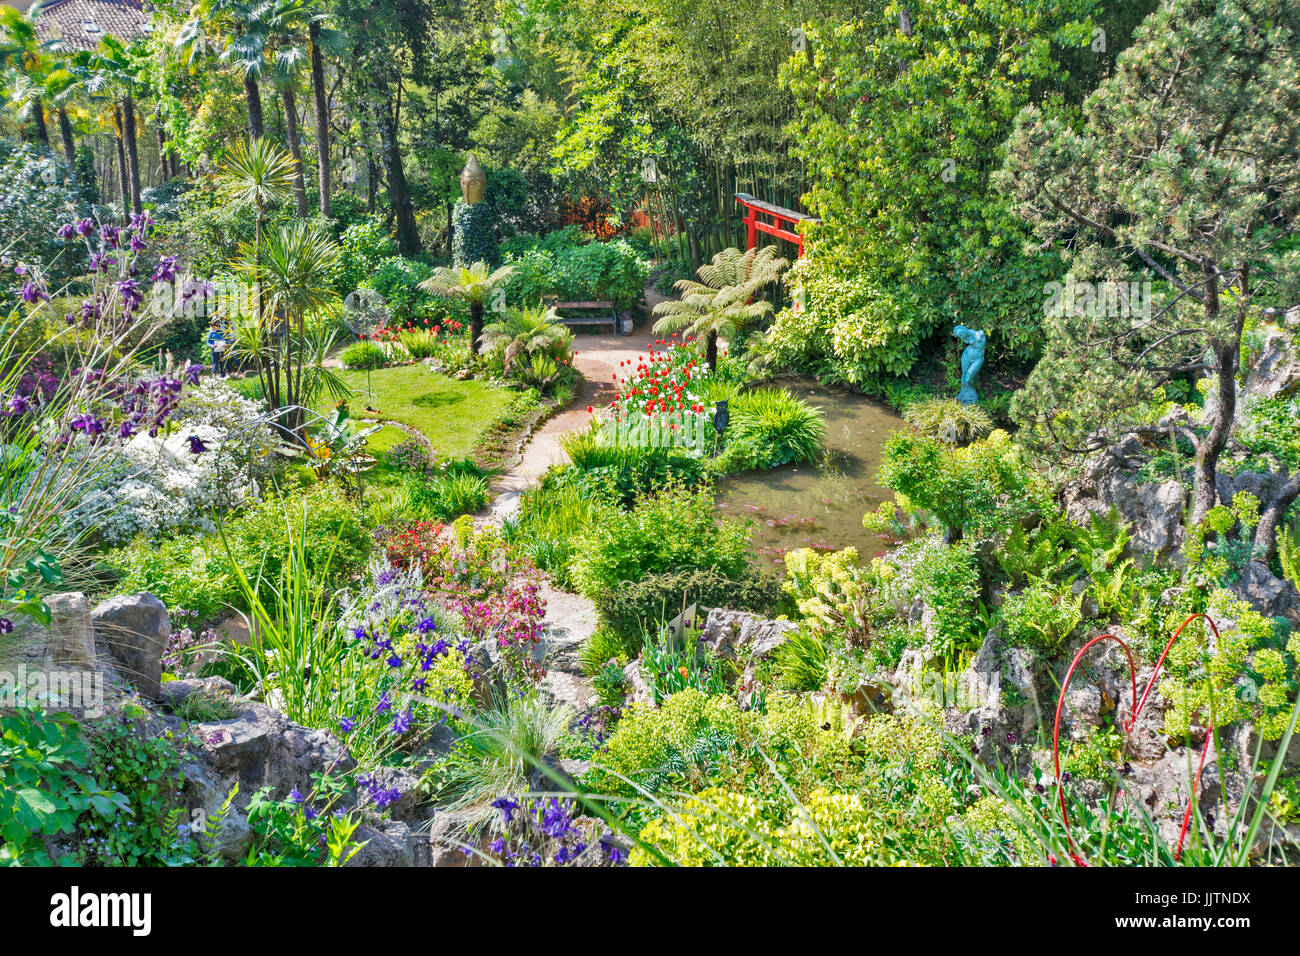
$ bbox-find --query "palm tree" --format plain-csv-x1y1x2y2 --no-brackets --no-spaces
72,36,146,217
177,0,274,140
244,219,343,425
481,303,573,372
652,244,789,370
1,7,50,146
419,262,517,356
217,138,299,407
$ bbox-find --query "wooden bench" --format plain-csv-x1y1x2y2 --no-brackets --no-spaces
549,299,619,335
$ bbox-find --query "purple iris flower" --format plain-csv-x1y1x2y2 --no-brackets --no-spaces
70,413,106,437
390,709,412,734
152,256,178,283
186,434,208,454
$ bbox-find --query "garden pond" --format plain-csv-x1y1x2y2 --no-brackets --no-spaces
715,377,905,567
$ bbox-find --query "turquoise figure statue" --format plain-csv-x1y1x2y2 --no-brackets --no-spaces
953,325,986,404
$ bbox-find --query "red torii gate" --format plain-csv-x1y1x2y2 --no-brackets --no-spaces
734,192,819,257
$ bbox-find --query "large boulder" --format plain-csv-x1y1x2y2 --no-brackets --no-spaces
0,593,127,719
1232,561,1300,620
1243,328,1300,400
92,593,171,701
168,677,357,862
1062,435,1186,560
943,630,1040,772
348,821,416,867
698,608,796,663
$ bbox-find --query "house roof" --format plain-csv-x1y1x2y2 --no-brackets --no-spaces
33,0,150,53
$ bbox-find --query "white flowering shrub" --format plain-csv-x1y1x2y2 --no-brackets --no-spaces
172,378,280,476
64,423,261,545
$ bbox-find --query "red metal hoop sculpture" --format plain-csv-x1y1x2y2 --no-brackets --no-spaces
1051,613,1221,864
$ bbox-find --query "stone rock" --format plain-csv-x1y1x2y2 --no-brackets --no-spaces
1062,440,1186,560
180,685,357,861
348,821,415,867
843,677,893,720
943,630,1040,772
465,640,508,708
1058,683,1102,739
46,592,97,667
623,659,654,707
92,592,171,700
1232,561,1300,620
1243,328,1300,400
361,765,423,822
699,608,796,662
416,808,485,867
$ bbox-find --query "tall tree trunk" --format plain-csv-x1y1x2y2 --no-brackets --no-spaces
122,95,142,216
705,329,719,371
282,86,309,218
1192,266,1236,526
244,73,265,140
378,87,419,255
156,127,169,183
366,154,377,213
114,105,130,221
309,21,331,219
56,108,76,177
1253,476,1300,566
31,97,49,146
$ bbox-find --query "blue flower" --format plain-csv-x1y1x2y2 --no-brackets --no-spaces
492,797,519,823
339,717,355,734
289,787,304,804
390,709,412,735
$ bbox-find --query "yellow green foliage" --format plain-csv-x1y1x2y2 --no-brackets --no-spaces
632,787,884,867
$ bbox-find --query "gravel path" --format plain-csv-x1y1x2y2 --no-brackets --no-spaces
487,332,646,519
489,295,672,711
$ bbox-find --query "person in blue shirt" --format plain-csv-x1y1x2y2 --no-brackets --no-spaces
206,321,231,377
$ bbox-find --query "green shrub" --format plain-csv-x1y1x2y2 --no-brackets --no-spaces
502,230,648,309
591,567,784,639
909,537,982,657
715,388,826,472
405,467,489,520
452,197,498,267
335,218,395,295
397,328,440,360
364,257,434,321
879,429,1041,540
339,340,389,369
997,575,1085,653
110,534,240,623
902,397,995,444
570,483,753,601
578,625,637,675
773,625,830,693
0,701,126,866
111,484,371,620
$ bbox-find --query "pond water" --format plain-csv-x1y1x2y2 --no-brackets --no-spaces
715,378,906,570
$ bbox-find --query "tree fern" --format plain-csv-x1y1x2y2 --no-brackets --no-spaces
652,245,789,369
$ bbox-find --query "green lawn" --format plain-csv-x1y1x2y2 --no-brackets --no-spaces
230,365,514,460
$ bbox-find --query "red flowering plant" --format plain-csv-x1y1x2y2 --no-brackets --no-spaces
591,336,714,454
378,518,547,684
